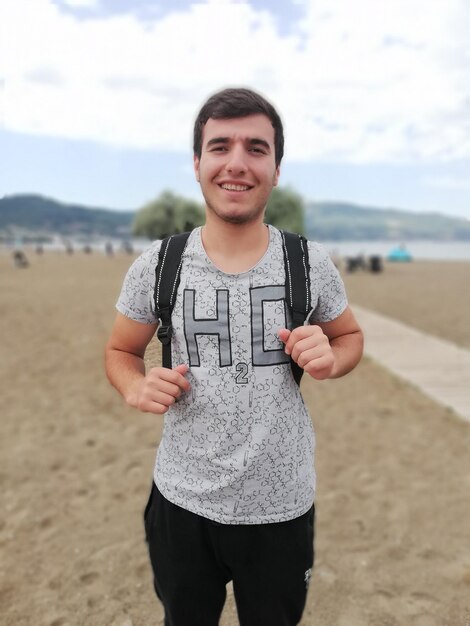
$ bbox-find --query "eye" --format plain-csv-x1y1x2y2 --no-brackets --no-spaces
249,146,267,154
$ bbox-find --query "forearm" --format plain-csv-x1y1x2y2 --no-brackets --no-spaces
105,347,147,406
328,329,364,378
105,314,190,415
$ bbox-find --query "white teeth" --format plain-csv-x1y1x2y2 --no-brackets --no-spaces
221,183,250,191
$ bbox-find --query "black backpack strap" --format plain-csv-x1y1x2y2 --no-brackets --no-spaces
280,230,311,386
154,232,191,369
153,229,312,385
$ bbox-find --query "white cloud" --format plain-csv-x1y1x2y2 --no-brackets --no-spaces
61,0,98,7
2,0,469,163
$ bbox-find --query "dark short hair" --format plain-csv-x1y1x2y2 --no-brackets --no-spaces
193,87,284,166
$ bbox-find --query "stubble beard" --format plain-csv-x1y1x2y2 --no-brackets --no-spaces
203,195,267,226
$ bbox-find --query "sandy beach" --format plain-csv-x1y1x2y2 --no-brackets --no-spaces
342,259,470,350
1,250,469,626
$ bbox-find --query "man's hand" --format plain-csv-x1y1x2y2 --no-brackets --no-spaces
128,364,191,414
279,326,336,380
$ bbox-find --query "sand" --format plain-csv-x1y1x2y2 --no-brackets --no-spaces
341,260,470,350
1,250,469,626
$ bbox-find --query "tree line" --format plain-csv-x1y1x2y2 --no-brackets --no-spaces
133,187,305,239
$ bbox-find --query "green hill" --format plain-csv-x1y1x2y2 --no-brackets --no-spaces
305,201,470,241
0,194,134,239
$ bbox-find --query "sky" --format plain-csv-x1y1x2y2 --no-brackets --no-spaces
1,0,469,219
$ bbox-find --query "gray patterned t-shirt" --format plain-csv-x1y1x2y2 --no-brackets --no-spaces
116,225,347,524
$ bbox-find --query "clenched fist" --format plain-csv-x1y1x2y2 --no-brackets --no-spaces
279,326,336,380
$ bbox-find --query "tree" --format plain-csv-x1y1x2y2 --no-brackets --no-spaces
265,186,305,234
133,190,205,239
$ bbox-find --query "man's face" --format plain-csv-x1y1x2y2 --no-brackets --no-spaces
194,114,280,226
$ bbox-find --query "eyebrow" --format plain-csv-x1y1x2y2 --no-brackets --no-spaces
206,136,271,151
206,137,229,147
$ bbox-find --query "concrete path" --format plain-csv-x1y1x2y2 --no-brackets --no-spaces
352,305,470,423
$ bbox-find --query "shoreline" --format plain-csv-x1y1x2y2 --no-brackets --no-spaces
2,236,470,260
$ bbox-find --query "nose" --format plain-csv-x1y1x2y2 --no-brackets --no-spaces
225,144,247,174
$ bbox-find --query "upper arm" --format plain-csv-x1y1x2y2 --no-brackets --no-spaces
307,241,349,324
316,306,363,342
105,312,158,359
115,241,161,325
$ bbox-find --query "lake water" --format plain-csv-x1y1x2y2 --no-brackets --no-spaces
127,237,470,261
120,238,470,260
319,240,470,261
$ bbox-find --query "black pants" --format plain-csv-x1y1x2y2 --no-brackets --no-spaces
144,482,315,626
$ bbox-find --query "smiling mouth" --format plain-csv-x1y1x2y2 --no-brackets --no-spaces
219,183,253,192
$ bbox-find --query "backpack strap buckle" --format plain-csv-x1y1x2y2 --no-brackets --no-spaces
157,324,173,345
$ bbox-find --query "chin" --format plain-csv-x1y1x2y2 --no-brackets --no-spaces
207,203,264,226
223,214,254,225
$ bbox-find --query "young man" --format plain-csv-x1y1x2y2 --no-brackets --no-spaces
105,87,363,626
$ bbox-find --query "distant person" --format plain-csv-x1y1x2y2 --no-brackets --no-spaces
121,240,134,255
12,250,29,268
105,87,363,626
105,241,114,257
346,254,366,272
64,241,74,255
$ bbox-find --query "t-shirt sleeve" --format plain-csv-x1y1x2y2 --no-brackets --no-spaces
307,241,348,323
115,241,162,324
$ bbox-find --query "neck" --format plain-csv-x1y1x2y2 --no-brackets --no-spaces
201,218,269,273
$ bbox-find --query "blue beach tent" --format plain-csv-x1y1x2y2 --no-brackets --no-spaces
387,245,412,262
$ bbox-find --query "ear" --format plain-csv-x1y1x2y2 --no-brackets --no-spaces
193,154,200,182
273,165,280,187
